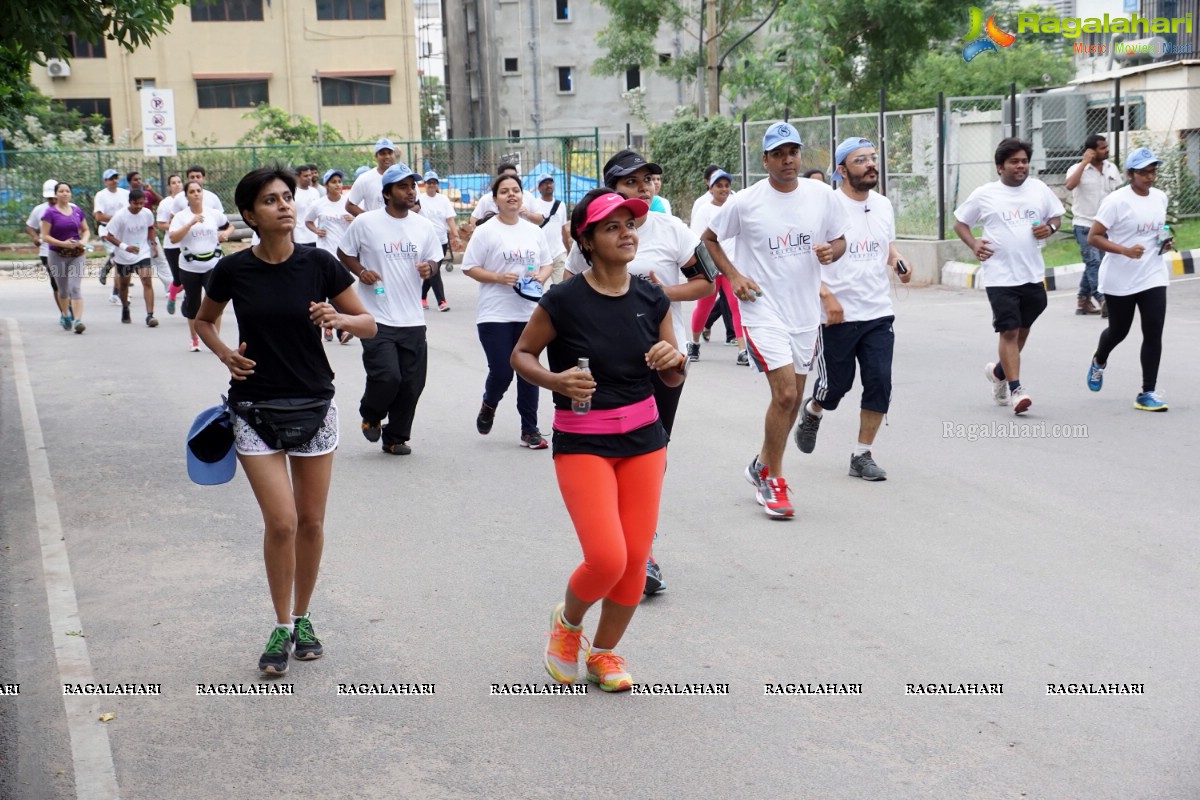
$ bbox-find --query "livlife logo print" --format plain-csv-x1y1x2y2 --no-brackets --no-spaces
963,7,1016,62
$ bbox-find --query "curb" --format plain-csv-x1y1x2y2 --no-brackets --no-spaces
1166,248,1199,276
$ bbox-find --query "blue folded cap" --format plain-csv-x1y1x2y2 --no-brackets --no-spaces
186,403,236,485
763,122,803,152
514,275,544,301
835,137,875,167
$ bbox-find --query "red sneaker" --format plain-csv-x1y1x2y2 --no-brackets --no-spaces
758,477,794,519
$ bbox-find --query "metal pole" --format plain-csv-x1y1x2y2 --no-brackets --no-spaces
830,103,837,170
158,157,166,202
741,113,748,189
1009,82,1017,139
1113,77,1122,167
937,92,946,241
313,72,324,146
878,86,887,195
626,122,631,148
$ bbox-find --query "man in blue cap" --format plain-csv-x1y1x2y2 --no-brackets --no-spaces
95,167,130,300
337,163,442,454
347,138,398,216
795,137,911,482
701,122,851,519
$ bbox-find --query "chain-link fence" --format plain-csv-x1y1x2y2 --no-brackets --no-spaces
0,133,602,233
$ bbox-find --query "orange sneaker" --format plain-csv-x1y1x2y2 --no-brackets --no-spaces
585,650,633,692
544,602,584,684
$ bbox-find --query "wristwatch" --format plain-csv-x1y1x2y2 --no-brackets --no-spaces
1047,222,1059,234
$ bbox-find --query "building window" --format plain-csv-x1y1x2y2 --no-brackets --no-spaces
66,34,106,58
507,129,521,141
197,78,269,108
555,0,569,20
316,0,385,20
135,78,156,90
191,0,265,22
503,57,519,74
658,53,672,65
321,76,391,106
625,66,640,90
557,66,573,93
63,98,113,138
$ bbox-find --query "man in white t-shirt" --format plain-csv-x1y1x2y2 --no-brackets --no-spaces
337,163,440,455
1065,134,1121,317
26,178,72,317
469,162,544,226
529,174,569,284
292,164,322,246
796,138,911,482
954,137,1063,415
346,138,397,216
94,168,130,299
415,170,461,311
702,122,850,519
103,189,160,327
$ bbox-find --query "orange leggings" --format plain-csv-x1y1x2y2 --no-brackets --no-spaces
555,448,667,607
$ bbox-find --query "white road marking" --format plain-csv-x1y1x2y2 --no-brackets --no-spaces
5,319,120,800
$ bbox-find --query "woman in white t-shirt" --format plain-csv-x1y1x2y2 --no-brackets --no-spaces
1085,147,1173,412
170,180,231,352
461,173,553,448
687,170,746,364
305,169,355,342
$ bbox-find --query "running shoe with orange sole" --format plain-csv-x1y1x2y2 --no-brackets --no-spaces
586,650,633,692
544,602,585,684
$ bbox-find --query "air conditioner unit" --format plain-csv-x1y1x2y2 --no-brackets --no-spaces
46,59,71,79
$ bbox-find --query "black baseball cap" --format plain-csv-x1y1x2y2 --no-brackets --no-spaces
603,149,662,186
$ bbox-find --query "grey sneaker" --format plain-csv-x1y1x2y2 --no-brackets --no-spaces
737,349,749,366
744,455,768,496
985,362,1009,406
686,342,700,362
848,451,888,481
794,398,821,454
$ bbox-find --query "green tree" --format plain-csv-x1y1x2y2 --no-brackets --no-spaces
238,104,344,145
420,78,446,141
1,1,185,131
648,112,741,216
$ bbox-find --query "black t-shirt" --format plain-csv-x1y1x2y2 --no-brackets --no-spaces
539,274,670,457
206,246,355,403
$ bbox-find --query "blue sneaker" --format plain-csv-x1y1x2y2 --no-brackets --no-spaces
1087,357,1105,392
1134,391,1168,412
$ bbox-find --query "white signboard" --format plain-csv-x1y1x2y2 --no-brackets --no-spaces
140,88,177,158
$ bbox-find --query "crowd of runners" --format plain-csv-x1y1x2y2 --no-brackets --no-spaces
28,128,1178,688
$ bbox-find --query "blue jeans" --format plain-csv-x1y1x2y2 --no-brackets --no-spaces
1074,225,1103,301
477,321,540,434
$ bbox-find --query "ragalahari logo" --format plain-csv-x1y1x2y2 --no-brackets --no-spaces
963,7,1017,62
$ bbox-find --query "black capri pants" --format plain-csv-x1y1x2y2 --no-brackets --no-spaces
180,268,213,320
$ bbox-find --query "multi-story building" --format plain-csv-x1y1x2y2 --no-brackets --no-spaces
30,0,421,146
441,0,687,142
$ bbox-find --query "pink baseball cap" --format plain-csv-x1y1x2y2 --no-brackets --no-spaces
576,192,648,237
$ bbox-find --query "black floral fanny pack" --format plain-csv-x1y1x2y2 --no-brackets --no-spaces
233,398,330,450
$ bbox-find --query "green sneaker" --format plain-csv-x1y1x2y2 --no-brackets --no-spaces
292,613,324,660
258,626,293,675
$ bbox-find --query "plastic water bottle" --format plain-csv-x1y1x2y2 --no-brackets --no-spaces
1157,224,1173,254
374,280,385,297
572,358,591,415
1032,219,1046,250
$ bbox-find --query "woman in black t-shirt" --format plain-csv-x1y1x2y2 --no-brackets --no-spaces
513,189,688,692
196,167,376,677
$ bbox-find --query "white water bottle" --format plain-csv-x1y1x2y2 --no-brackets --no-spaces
1032,219,1046,249
374,280,385,297
572,358,591,415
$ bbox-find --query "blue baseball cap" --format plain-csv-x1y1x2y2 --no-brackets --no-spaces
536,173,554,186
423,170,440,182
708,169,733,187
354,165,371,178
102,168,119,180
374,138,396,155
763,123,803,153
322,169,344,185
1125,147,1163,171
186,404,236,485
381,163,417,189
835,137,875,167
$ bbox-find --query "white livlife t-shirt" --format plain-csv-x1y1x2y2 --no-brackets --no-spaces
823,190,895,323
304,195,352,256
708,178,851,333
566,211,699,346
105,208,157,265
348,169,385,213
339,209,442,327
530,195,568,259
1093,185,1170,297
292,185,322,244
462,217,551,324
157,194,183,250
93,188,130,236
953,178,1064,287
169,208,229,272
417,192,456,244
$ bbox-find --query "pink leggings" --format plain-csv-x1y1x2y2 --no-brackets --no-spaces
691,275,742,339
556,448,667,607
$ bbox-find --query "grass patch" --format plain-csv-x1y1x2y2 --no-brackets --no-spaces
961,218,1199,268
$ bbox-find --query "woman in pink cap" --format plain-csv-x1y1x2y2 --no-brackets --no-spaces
513,188,688,692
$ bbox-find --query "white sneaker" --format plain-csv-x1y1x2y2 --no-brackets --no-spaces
1010,385,1032,415
985,362,1009,406
108,293,121,306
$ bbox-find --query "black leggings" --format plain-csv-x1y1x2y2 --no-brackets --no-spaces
421,264,446,304
180,269,211,320
1095,286,1167,393
704,285,735,341
166,249,183,287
